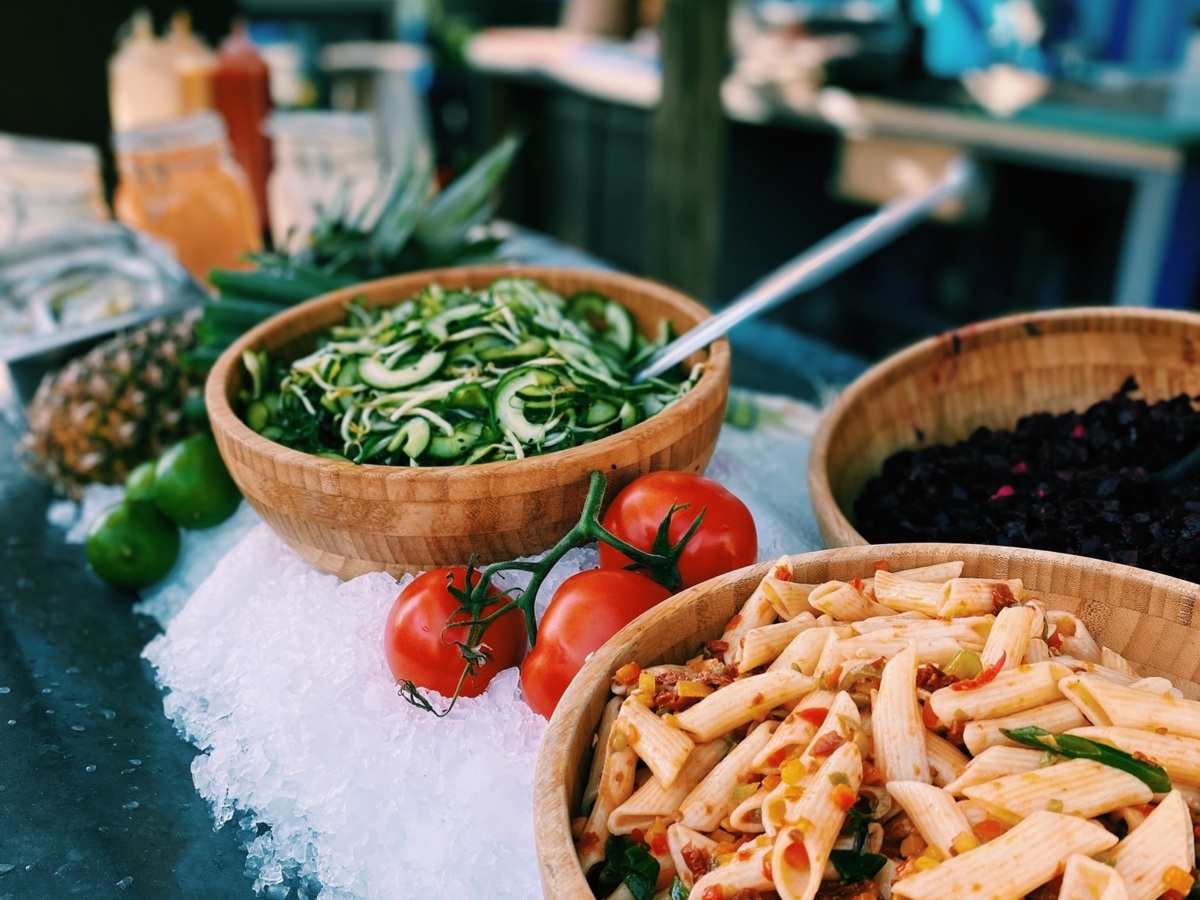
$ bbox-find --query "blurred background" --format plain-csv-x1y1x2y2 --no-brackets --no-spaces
1,0,1198,370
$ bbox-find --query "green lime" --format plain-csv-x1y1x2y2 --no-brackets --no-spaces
125,460,157,503
86,501,181,590
154,434,242,530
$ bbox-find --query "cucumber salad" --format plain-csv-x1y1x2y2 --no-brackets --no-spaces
239,278,702,466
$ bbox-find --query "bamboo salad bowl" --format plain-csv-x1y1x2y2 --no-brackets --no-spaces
533,543,1200,899
206,265,730,579
809,306,1200,548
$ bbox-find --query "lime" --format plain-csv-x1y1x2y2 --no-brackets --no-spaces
86,501,181,590
125,460,157,503
154,434,242,530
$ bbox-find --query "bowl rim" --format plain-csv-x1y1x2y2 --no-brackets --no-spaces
808,304,1200,548
533,540,1200,899
205,264,731,486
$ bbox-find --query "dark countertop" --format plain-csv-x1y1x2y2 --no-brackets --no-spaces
0,233,869,898
0,416,256,899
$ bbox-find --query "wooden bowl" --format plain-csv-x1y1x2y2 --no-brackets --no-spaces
206,265,730,579
533,543,1200,899
809,306,1200,548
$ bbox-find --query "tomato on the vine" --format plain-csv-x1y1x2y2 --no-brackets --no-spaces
383,567,527,699
521,569,671,719
598,471,757,589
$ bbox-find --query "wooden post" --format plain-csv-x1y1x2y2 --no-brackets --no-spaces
647,0,730,304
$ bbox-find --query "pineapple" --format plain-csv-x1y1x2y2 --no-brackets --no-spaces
17,313,207,497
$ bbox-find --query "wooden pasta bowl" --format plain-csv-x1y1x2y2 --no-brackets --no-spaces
533,543,1200,899
206,265,729,579
809,306,1200,549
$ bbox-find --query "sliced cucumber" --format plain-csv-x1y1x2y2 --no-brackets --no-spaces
387,417,432,457
495,368,561,443
425,302,486,343
360,351,446,390
583,398,619,426
478,336,548,363
428,420,487,460
548,338,619,387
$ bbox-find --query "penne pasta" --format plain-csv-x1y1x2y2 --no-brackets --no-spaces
962,758,1152,824
980,604,1035,671
733,613,817,673
937,577,1023,618
873,644,930,783
607,739,728,834
578,712,639,873
892,560,965,583
1058,853,1130,900
891,811,1118,900
761,579,818,620
928,661,1071,724
666,823,717,890
872,569,942,616
676,669,814,743
582,696,622,815
1069,726,1200,787
1047,610,1102,662
1059,673,1200,737
943,745,1045,796
690,836,774,898
1111,790,1195,900
571,558,1200,900
750,692,835,774
768,626,850,675
962,699,1088,755
771,742,862,900
678,720,777,832
886,779,973,859
715,561,792,667
808,580,894,621
619,697,695,788
924,730,970,787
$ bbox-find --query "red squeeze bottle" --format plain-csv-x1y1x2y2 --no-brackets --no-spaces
212,21,272,234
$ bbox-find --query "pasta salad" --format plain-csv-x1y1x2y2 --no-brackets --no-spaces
573,558,1200,900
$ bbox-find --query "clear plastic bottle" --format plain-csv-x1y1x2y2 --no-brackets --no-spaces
266,111,384,251
0,135,109,246
164,10,216,115
113,112,262,282
108,9,184,131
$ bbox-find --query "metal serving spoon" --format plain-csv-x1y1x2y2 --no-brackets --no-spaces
634,156,977,383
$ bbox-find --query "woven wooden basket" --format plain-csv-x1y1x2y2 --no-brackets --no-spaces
809,306,1200,549
206,265,729,579
533,543,1200,899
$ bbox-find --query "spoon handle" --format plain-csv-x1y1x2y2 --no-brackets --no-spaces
634,157,976,383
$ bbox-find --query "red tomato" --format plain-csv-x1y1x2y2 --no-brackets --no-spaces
598,471,757,589
383,567,527,699
520,569,671,719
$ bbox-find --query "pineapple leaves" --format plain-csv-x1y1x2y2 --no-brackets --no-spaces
368,147,435,262
414,134,522,264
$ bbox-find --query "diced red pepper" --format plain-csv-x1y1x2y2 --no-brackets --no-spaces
614,662,642,686
832,783,857,811
797,707,829,727
972,819,1007,842
950,652,1006,691
782,840,809,869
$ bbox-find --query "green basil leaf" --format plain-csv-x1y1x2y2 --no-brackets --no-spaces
1000,727,1172,793
830,849,888,881
602,835,660,900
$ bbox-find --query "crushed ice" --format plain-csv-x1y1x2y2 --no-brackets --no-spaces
57,391,824,898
